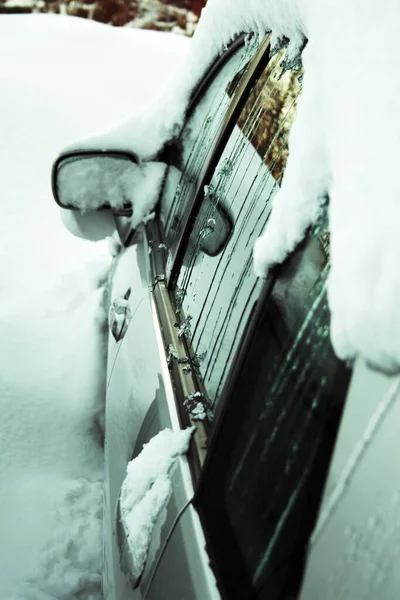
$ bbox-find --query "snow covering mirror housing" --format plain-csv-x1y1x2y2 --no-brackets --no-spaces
52,150,139,216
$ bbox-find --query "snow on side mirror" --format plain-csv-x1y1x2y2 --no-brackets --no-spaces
52,150,139,216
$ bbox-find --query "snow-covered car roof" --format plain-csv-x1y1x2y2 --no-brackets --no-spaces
59,0,400,372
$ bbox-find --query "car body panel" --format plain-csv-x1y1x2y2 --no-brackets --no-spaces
104,233,160,600
101,39,264,600
106,237,150,377
299,360,400,600
146,501,220,600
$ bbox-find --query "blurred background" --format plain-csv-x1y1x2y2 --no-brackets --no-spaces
0,0,206,35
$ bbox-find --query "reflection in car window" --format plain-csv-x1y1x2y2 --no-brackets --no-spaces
161,38,259,246
196,226,351,599
174,47,303,411
237,49,301,180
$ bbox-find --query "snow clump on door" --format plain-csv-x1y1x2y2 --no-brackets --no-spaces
119,427,194,585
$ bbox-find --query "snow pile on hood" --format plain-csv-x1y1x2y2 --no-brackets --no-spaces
119,427,194,584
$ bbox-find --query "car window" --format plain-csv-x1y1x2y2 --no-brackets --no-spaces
195,224,352,599
171,47,302,412
160,36,259,249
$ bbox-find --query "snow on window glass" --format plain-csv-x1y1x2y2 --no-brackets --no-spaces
173,47,303,410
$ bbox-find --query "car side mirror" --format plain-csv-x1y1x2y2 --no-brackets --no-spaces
51,150,139,216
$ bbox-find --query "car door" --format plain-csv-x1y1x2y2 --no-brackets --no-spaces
132,38,272,600
164,38,304,416
104,35,262,600
298,360,400,600
104,232,163,600
146,41,352,600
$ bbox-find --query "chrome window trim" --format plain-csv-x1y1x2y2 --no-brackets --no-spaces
146,219,208,483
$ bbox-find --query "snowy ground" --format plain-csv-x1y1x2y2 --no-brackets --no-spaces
0,14,188,597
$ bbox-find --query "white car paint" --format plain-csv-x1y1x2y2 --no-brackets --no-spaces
299,360,400,599
104,227,220,599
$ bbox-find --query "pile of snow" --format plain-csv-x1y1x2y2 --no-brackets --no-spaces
64,0,400,372
249,0,400,373
0,14,189,597
62,0,304,161
119,427,194,584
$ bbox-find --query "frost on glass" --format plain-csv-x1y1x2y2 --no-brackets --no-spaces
174,46,303,411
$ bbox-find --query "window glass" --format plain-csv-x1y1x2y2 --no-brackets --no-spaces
160,38,259,248
173,48,302,412
196,225,351,599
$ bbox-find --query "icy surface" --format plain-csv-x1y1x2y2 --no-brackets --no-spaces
0,14,188,597
119,427,194,583
176,0,400,372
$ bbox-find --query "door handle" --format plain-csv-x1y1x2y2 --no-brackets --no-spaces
109,288,132,342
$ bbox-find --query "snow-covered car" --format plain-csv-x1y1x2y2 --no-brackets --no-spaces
52,29,400,600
